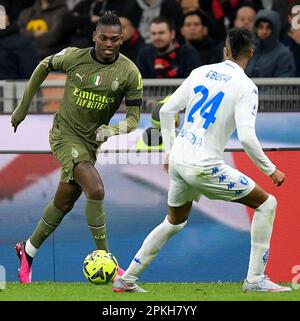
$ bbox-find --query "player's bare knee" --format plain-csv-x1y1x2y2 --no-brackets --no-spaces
168,215,187,225
86,186,105,200
168,203,191,225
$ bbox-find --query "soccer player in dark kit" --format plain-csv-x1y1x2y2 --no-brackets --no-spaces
11,11,143,283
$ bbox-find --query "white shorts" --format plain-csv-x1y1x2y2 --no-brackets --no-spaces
168,161,255,207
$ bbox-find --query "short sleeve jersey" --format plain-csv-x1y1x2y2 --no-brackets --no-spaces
48,47,143,147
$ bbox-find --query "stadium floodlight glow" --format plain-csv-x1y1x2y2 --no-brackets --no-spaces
0,5,6,29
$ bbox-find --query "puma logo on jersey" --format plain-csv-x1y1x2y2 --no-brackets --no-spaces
76,73,85,82
55,48,66,56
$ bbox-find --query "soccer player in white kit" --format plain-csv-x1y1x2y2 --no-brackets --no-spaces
113,27,292,293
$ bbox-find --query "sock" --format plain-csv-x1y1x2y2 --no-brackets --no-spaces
24,240,37,267
25,239,37,258
246,195,277,283
85,199,108,251
122,216,187,283
29,200,65,249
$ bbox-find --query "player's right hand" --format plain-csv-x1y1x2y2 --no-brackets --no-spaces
270,168,285,186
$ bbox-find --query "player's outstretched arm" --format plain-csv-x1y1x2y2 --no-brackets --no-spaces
96,106,140,142
235,86,284,186
11,58,51,132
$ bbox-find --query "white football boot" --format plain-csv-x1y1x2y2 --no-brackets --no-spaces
243,275,292,292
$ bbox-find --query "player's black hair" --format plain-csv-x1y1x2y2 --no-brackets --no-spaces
96,10,122,30
226,27,252,60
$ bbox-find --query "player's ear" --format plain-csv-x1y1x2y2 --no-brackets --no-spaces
171,30,176,41
249,47,253,59
92,31,96,43
223,47,228,60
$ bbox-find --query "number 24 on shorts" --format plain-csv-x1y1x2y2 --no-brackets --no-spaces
187,85,225,129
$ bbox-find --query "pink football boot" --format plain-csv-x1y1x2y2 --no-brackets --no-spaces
15,241,32,283
113,266,125,282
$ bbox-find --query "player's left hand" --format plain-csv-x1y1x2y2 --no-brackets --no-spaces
11,118,21,132
163,153,170,173
11,110,25,133
95,125,114,142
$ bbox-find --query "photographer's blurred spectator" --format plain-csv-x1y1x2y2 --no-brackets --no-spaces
137,16,201,78
62,0,133,48
60,0,96,48
207,0,243,41
234,3,257,32
124,0,184,44
119,16,146,64
245,9,296,77
181,10,223,65
0,0,35,23
282,1,300,77
88,0,133,15
66,0,82,10
268,0,291,38
249,0,293,37
17,0,69,59
180,0,200,14
0,6,39,80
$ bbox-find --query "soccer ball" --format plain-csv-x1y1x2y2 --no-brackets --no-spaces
83,250,119,285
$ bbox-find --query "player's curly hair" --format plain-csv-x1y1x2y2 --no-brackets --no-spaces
96,10,121,30
226,27,252,60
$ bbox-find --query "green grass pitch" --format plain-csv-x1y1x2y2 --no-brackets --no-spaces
1,282,299,301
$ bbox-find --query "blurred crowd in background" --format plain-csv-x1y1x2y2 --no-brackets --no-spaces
0,0,300,80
